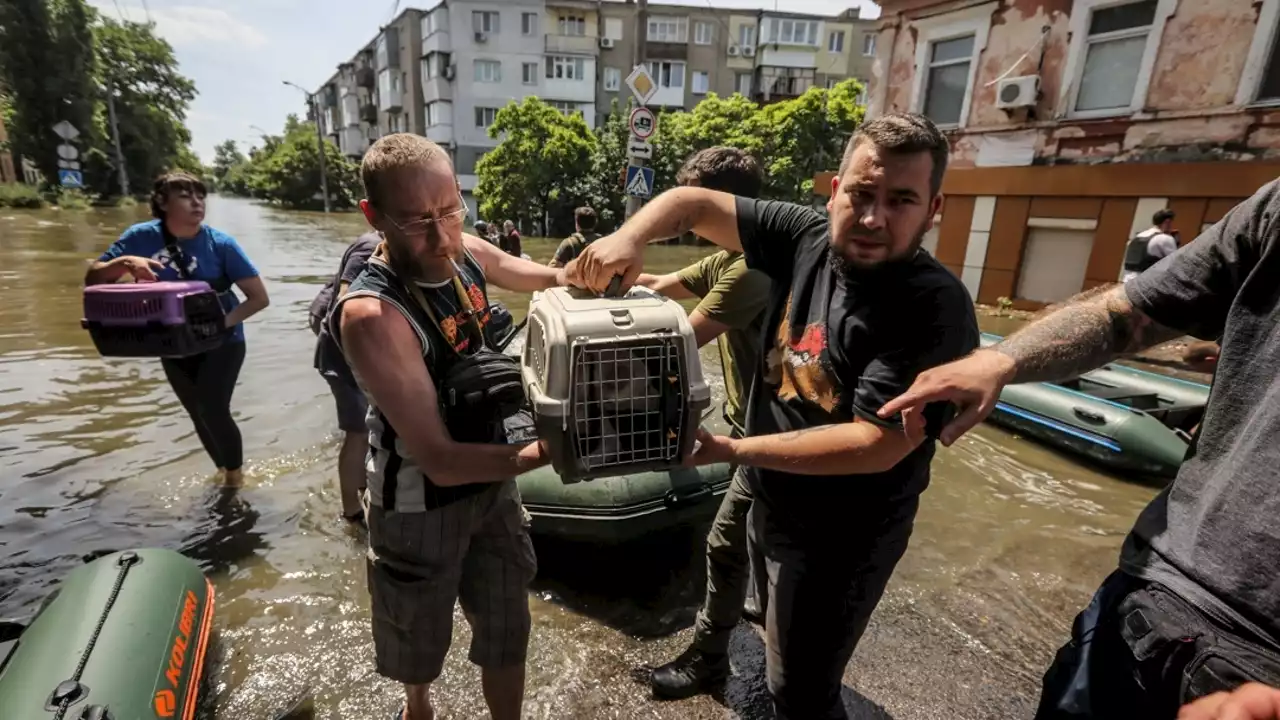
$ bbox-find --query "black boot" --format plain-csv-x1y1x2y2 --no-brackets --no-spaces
650,646,729,699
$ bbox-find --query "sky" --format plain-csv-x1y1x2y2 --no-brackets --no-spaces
87,0,881,162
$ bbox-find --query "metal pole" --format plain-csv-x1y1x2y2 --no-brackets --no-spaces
106,86,130,196
311,94,332,214
625,0,649,220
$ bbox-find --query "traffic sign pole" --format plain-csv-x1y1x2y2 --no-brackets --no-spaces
625,0,650,221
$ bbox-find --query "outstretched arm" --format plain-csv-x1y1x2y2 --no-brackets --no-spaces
465,235,567,292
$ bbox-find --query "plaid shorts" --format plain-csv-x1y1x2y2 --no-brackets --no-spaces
365,480,536,685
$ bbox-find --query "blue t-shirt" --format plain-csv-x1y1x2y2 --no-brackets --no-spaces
99,220,260,343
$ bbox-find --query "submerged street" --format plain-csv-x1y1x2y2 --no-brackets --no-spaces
0,197,1161,719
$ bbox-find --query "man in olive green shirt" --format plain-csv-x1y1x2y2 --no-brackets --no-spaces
636,147,772,699
549,206,602,269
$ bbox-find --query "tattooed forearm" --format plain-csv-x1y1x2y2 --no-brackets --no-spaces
995,285,1183,384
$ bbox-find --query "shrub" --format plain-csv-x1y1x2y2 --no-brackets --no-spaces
0,183,46,209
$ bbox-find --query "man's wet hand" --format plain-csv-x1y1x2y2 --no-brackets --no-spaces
576,232,644,294
685,427,735,467
877,348,1017,446
516,439,551,472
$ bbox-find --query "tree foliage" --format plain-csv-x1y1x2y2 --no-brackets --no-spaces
212,115,361,210
475,97,596,235
0,0,199,198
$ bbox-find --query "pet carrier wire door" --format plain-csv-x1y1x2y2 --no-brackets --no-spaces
523,287,711,481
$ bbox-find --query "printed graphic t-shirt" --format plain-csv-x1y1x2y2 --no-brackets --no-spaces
736,197,979,527
98,220,259,343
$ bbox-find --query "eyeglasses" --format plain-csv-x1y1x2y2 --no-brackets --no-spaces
381,196,470,238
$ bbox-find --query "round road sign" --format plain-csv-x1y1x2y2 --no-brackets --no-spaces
629,107,657,140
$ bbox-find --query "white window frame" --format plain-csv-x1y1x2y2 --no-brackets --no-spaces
738,24,756,49
828,30,845,53
646,60,686,89
736,72,752,96
522,62,538,85
558,15,586,37
1057,0,1178,120
695,21,714,45
862,33,877,57
475,106,498,128
764,18,820,47
474,59,501,83
1236,0,1280,106
522,12,538,37
648,16,688,43
546,55,587,80
473,11,499,35
692,70,710,94
603,66,621,91
908,2,996,130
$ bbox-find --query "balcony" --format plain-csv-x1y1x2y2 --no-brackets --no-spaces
422,76,452,102
545,34,600,56
339,127,365,157
356,66,375,88
322,85,338,108
423,30,451,55
426,123,454,145
360,103,378,124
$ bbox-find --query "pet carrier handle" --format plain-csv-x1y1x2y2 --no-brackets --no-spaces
604,275,624,298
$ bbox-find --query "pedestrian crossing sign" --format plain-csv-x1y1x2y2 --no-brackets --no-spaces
625,166,654,198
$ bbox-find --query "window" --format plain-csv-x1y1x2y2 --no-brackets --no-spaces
764,18,819,46
738,24,756,49
695,21,714,45
474,59,501,83
922,35,974,126
646,60,686,88
549,101,581,117
736,72,752,96
558,15,586,36
909,4,993,129
692,70,709,94
1237,0,1280,104
422,11,438,37
1068,0,1163,115
522,12,537,36
423,52,450,80
546,55,587,80
648,16,688,43
825,76,840,89
605,18,624,41
604,66,621,91
759,66,814,97
425,101,449,127
862,33,877,56
475,106,498,128
1017,228,1094,304
828,30,845,53
522,62,538,85
473,11,499,34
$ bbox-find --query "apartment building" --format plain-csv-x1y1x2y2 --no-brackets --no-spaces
599,2,875,119
864,0,1280,309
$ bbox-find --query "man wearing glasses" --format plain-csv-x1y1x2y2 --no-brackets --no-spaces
332,134,577,720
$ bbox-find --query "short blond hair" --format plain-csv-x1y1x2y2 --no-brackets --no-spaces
361,133,449,207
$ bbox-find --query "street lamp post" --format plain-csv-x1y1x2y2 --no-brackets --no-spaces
283,80,331,214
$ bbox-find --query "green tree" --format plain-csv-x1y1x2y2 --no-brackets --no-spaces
757,80,866,202
92,15,197,195
0,0,99,188
243,116,360,210
476,97,596,235
582,98,631,231
211,140,247,182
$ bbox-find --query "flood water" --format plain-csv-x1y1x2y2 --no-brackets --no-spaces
0,197,1161,719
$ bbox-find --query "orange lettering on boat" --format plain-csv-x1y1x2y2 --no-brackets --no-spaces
164,591,199,690
154,688,176,718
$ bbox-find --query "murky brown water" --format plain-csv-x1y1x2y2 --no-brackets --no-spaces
0,197,1160,719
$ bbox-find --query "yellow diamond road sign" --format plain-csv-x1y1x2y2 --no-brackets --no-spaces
626,65,657,106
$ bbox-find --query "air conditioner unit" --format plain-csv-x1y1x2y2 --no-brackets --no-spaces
600,37,615,49
727,45,740,57
443,65,456,80
474,31,488,43
742,46,756,57
996,74,1039,110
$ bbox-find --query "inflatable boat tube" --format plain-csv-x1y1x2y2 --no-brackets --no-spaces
0,549,214,720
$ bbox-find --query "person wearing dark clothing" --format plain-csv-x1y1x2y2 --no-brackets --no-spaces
570,113,979,719
1122,208,1178,282
499,220,522,258
85,172,270,488
549,207,601,268
881,180,1280,717
310,232,380,522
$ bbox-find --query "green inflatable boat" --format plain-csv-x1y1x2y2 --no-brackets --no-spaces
0,549,214,720
981,333,1211,478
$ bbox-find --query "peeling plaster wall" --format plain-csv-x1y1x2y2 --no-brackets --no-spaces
873,0,1280,166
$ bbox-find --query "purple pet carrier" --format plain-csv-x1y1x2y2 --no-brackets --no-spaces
81,281,227,358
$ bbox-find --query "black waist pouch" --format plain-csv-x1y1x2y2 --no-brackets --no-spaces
438,348,526,443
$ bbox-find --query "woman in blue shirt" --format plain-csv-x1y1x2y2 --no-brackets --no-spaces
85,172,270,487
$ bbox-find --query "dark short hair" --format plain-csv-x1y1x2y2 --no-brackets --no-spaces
1153,209,1175,225
574,206,598,231
839,112,950,197
676,147,763,198
150,172,207,219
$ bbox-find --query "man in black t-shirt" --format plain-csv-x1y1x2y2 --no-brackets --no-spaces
569,113,979,718
880,181,1280,717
